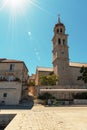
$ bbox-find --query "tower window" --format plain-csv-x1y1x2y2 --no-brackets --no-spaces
57,29,59,33
58,38,61,45
60,28,62,33
63,39,65,45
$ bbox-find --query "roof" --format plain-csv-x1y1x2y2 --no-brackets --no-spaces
37,67,53,72
0,58,7,61
69,62,87,68
0,59,23,63
55,23,65,27
55,17,65,28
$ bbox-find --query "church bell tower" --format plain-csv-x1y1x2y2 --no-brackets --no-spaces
52,16,70,85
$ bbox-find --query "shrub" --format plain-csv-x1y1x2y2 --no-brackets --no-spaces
73,92,87,99
38,92,55,100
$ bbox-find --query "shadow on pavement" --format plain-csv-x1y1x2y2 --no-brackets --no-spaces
0,96,34,110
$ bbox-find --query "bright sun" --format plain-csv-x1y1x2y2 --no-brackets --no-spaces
0,0,30,16
0,0,46,16
8,0,24,8
7,0,26,14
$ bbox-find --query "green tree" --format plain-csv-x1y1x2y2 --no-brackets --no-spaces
28,80,35,86
39,74,58,86
47,74,58,85
39,75,48,85
77,66,87,83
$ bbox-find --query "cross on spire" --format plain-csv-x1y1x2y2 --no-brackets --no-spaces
58,14,61,23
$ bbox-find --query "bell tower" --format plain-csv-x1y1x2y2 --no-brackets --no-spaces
52,16,70,85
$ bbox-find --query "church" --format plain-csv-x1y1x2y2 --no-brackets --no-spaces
35,17,87,87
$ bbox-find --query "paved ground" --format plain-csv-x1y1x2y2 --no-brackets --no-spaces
0,105,87,130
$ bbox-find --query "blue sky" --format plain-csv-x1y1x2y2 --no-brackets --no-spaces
0,0,87,75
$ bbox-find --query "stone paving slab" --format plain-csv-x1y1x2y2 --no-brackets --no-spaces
0,105,87,130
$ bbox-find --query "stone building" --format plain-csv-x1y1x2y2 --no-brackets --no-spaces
0,58,28,105
35,67,53,86
35,17,87,86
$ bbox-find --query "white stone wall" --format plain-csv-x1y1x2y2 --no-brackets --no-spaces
0,82,22,105
37,85,87,100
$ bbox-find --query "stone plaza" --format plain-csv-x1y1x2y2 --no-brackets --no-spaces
0,105,87,130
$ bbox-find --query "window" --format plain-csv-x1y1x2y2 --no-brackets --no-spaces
10,64,14,71
0,75,3,80
1,101,5,104
58,38,61,44
57,29,59,33
61,51,64,54
60,28,62,33
8,75,14,81
3,93,7,97
63,39,65,45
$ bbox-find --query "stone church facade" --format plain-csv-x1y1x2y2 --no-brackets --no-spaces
35,17,87,86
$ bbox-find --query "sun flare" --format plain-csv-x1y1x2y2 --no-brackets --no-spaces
8,0,24,8
0,0,48,16
7,0,26,14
